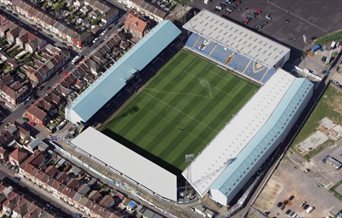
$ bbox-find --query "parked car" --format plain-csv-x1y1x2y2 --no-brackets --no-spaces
299,200,306,207
303,204,309,210
306,206,315,214
244,17,251,24
265,14,272,20
215,5,222,11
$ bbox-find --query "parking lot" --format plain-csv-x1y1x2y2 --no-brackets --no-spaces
253,157,341,217
310,140,342,186
191,0,342,52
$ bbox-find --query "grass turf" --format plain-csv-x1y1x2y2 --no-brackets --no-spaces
101,50,259,170
292,84,342,145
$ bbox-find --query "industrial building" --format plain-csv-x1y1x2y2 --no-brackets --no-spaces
66,20,181,124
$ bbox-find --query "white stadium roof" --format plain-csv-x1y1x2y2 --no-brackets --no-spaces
182,68,298,196
183,10,290,68
71,127,178,201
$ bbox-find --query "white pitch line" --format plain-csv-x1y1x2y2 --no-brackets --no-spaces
144,92,217,132
144,88,212,99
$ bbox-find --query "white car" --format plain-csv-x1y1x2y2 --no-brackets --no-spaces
215,6,222,11
265,14,272,20
92,37,99,44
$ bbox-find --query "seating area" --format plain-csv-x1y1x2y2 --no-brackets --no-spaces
210,45,233,63
184,33,278,84
185,33,200,48
244,61,268,82
227,53,250,73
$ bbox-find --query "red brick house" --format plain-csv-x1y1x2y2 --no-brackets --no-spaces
24,105,49,126
9,148,29,166
124,12,148,40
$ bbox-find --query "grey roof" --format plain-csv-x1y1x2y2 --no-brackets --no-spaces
183,10,290,68
71,127,178,201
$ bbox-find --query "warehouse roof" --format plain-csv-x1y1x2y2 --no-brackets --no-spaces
71,127,178,201
183,10,290,68
182,69,311,196
69,21,181,124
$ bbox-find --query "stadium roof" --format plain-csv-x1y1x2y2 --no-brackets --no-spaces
68,21,181,124
71,127,178,201
210,75,313,202
183,10,290,68
182,69,311,196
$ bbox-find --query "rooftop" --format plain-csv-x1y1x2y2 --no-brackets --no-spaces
69,20,181,123
71,127,178,201
182,69,310,195
183,10,290,68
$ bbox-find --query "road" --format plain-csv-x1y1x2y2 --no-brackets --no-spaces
0,6,127,131
0,164,77,217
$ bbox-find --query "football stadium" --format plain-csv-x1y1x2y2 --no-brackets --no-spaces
69,10,314,205
100,49,259,171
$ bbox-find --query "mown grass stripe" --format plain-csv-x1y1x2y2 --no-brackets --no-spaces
109,54,198,135
150,65,233,156
158,75,246,166
172,83,255,168
101,49,259,170
133,62,214,150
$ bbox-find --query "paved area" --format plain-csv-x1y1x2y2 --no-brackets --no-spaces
310,140,342,186
253,179,283,212
191,0,342,51
297,130,329,154
335,183,342,197
254,157,341,218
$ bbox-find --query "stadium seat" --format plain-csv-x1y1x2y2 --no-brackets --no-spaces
185,33,200,48
227,53,250,73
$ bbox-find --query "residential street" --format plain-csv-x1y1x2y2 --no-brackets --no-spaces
0,164,78,217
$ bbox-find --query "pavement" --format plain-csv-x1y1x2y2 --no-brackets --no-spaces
191,0,342,51
258,157,341,217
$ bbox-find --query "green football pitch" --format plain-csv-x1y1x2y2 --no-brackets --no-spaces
101,50,259,170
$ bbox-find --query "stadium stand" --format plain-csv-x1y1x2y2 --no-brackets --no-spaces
67,21,181,124
183,68,313,205
183,10,291,84
227,53,250,73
